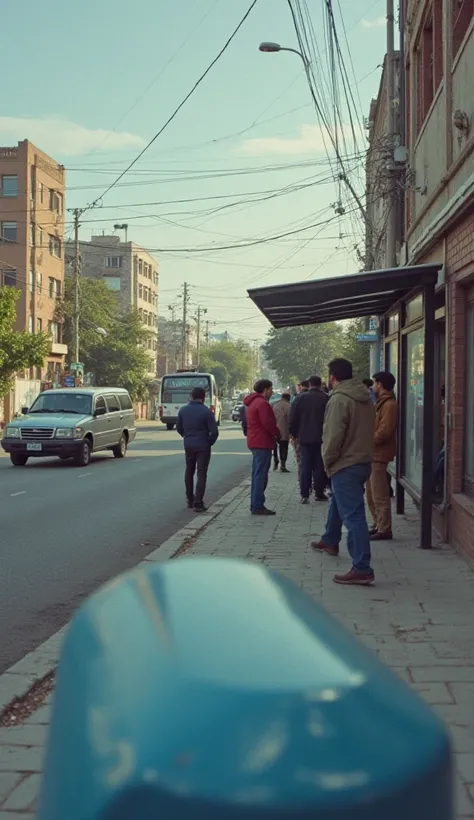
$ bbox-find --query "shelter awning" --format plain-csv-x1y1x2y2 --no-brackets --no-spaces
247,264,442,327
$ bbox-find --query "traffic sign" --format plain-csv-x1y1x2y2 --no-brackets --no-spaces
356,333,379,343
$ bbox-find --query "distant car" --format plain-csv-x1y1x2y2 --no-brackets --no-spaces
1,387,136,468
232,403,244,422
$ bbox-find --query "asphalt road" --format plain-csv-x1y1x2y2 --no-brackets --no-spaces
0,421,250,673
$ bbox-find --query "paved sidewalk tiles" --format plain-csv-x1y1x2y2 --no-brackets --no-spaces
1,467,474,817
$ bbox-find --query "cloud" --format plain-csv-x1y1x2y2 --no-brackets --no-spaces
0,116,145,157
360,16,386,28
240,123,355,157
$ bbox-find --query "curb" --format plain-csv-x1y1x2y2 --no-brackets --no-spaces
0,478,251,713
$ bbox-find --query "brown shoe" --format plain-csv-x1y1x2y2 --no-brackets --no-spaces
333,569,375,586
311,540,339,556
370,530,393,541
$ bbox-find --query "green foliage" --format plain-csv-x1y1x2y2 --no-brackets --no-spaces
199,339,255,392
0,288,50,397
262,319,371,385
57,277,152,400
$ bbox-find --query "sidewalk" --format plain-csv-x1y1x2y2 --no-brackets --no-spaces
1,468,474,817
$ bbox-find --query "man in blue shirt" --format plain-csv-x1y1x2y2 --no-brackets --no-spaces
177,387,219,512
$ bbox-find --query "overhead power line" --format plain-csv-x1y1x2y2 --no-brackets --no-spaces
87,0,259,210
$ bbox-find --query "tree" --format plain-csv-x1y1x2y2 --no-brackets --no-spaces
342,318,371,378
199,340,254,392
57,277,152,400
262,323,346,385
0,287,50,397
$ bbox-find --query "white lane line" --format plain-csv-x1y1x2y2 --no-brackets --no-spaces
77,472,92,479
11,491,26,497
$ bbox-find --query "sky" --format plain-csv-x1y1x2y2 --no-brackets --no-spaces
1,0,388,343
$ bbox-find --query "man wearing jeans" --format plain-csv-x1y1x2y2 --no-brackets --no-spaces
177,386,219,512
244,380,280,516
289,375,328,502
311,359,375,586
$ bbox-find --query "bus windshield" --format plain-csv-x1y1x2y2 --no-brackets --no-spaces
161,375,211,402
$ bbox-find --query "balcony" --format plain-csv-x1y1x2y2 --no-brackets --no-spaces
50,342,68,356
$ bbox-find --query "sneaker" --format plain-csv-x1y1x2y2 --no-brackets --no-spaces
193,503,208,513
273,462,279,471
280,467,290,473
333,569,375,586
301,497,309,505
315,494,328,502
252,507,276,516
187,500,194,509
370,530,393,541
311,540,339,556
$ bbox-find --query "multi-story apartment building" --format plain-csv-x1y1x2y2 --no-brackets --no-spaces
67,234,159,376
0,140,67,419
365,1,474,558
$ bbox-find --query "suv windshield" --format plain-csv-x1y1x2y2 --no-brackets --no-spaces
29,393,92,415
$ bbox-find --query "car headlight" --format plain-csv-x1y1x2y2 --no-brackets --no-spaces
55,428,73,438
5,427,20,438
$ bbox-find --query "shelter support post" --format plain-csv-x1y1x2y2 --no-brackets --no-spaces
420,283,436,549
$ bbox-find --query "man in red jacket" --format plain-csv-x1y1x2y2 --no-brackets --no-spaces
244,379,280,515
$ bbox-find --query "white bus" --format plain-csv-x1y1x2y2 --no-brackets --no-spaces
158,370,222,430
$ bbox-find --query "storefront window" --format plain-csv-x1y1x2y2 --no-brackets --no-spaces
465,302,474,482
404,328,424,489
386,340,398,394
388,313,399,335
406,294,423,324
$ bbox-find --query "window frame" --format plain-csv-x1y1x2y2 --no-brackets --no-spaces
452,0,474,58
1,175,18,197
1,221,18,243
48,234,62,258
105,255,122,269
1,267,17,288
104,393,121,413
414,0,443,134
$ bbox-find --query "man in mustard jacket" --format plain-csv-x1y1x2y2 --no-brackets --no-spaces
367,371,398,540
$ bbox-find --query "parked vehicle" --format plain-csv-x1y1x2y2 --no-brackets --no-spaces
158,370,222,430
231,403,244,422
1,388,136,468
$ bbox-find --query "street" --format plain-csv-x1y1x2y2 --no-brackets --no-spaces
0,421,249,673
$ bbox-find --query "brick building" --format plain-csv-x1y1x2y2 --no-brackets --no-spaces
0,140,67,420
365,1,474,557
66,234,159,377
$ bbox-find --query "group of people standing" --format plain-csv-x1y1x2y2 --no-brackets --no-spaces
242,359,398,587
174,360,398,588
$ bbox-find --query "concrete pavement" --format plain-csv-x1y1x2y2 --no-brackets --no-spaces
1,461,474,817
0,421,250,672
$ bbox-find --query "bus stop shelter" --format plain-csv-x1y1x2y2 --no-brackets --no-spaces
248,263,442,550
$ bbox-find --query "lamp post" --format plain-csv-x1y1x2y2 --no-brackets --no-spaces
258,41,309,68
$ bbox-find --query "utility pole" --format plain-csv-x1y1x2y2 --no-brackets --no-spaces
72,208,82,364
179,282,190,368
195,306,207,367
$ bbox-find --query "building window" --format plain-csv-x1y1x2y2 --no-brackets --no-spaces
148,289,152,303
48,277,61,299
404,327,425,489
453,0,474,57
465,299,474,484
406,293,424,324
104,276,121,291
105,256,122,268
1,268,17,287
39,182,44,203
29,270,34,293
49,321,60,343
28,316,33,333
49,235,62,258
37,318,43,332
415,1,443,132
38,226,43,248
30,222,35,246
1,175,18,197
138,259,143,276
1,222,18,243
49,189,63,215
138,284,143,299
37,271,43,294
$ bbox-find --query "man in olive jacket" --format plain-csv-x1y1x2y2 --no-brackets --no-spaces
366,371,397,540
312,358,375,586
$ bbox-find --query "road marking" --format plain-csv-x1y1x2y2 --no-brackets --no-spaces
77,472,92,479
11,491,26,497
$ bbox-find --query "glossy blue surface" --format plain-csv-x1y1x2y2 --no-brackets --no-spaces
38,557,453,820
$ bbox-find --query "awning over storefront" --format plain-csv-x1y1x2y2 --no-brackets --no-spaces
247,264,441,328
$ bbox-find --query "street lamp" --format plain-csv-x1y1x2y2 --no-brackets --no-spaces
258,42,309,68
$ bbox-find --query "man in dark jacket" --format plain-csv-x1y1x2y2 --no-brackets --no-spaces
176,386,219,512
289,375,329,503
244,379,280,516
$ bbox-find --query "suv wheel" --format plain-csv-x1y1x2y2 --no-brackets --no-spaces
10,453,28,467
74,439,91,467
112,433,127,459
